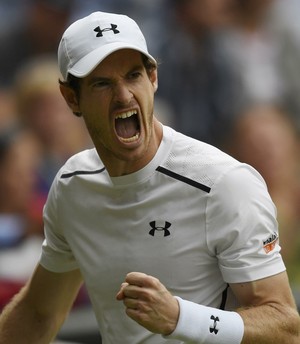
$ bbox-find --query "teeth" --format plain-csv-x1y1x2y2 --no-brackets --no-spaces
115,110,137,119
115,110,139,143
120,133,140,143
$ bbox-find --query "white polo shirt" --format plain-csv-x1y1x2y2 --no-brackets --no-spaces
40,125,285,344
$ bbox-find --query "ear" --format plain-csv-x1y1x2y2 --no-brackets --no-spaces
149,68,158,93
59,84,80,113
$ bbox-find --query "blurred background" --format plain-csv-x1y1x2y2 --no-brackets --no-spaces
0,1,299,343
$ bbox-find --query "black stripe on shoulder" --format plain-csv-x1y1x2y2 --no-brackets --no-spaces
156,166,211,193
60,167,106,179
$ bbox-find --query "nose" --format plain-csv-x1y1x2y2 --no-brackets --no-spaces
112,81,133,105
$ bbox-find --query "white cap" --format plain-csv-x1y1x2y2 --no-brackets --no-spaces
58,11,156,81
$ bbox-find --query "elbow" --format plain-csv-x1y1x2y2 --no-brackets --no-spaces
292,311,300,343
281,306,300,343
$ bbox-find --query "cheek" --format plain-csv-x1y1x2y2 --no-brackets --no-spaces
139,84,155,114
83,113,112,147
84,116,102,137
81,95,115,137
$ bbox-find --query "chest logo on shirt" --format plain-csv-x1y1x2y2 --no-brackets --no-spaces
263,232,278,254
149,221,172,237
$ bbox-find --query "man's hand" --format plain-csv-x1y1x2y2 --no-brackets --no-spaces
116,272,179,335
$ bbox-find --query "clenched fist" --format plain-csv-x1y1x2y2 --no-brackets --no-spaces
116,272,179,335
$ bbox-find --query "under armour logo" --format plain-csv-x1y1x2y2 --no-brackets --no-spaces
94,24,120,37
209,315,220,335
149,221,171,237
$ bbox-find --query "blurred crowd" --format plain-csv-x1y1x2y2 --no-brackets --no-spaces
0,0,299,338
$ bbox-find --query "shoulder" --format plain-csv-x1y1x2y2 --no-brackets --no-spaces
45,148,104,202
56,148,104,179
210,162,272,214
163,126,275,219
162,126,242,190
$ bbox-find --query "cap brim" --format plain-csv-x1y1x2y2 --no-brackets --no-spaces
67,42,156,79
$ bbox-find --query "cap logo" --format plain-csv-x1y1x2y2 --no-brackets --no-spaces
94,24,120,37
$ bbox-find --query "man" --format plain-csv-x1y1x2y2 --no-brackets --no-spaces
0,11,299,344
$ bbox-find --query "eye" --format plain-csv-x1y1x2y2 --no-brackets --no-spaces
89,78,111,89
93,80,110,88
128,70,142,80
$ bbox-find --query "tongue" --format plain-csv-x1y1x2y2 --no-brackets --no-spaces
115,116,137,139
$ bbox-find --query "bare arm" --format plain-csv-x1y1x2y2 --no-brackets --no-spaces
231,271,300,344
0,263,83,344
116,271,300,343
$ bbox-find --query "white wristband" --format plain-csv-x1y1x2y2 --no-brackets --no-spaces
164,297,244,344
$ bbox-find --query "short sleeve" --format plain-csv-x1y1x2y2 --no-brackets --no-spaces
206,164,286,283
40,175,79,273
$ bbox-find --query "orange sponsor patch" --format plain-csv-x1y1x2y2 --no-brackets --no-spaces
263,233,278,254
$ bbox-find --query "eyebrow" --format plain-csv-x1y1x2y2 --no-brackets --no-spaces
87,64,145,85
128,64,144,73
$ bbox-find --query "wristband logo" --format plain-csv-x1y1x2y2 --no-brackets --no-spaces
209,315,220,335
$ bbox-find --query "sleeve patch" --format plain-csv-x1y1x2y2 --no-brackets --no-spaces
263,232,279,254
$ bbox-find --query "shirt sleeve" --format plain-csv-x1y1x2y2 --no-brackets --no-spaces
206,163,286,283
39,175,79,273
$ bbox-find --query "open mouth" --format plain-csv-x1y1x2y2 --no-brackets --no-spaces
115,110,140,143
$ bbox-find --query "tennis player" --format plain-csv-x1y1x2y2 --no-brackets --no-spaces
0,11,299,344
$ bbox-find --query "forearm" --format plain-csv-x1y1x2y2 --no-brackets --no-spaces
0,286,62,344
165,297,300,344
117,272,300,343
238,303,300,344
